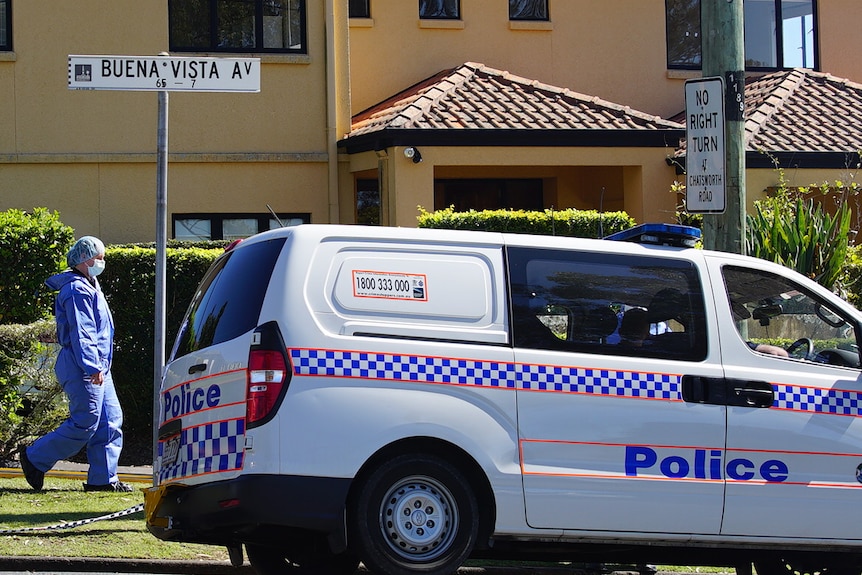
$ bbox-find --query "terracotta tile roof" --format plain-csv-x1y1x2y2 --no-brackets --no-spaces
672,68,862,160
348,62,683,138
743,68,862,153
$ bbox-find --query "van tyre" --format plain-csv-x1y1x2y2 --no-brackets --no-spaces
754,555,860,575
246,543,360,575
350,453,479,575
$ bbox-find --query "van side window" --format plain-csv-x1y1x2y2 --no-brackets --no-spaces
722,265,861,368
507,247,707,361
171,238,286,360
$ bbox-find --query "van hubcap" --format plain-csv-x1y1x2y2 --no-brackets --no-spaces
380,475,458,561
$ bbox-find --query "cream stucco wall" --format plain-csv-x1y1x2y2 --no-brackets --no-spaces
349,1,680,118
3,1,861,244
349,1,862,120
0,1,348,244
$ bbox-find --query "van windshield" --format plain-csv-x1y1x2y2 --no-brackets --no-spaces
171,238,286,360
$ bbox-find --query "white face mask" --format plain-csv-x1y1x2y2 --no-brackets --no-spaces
88,258,106,277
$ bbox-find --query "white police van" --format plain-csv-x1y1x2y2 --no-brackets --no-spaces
145,223,862,575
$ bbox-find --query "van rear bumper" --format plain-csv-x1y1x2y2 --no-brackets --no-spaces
146,474,352,546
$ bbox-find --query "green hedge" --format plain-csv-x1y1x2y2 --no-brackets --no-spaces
0,208,74,324
99,246,222,465
417,206,636,238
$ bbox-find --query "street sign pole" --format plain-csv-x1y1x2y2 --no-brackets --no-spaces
68,55,260,483
153,90,168,482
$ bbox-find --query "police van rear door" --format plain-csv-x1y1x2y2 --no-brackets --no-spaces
710,255,862,540
154,236,287,487
509,241,727,534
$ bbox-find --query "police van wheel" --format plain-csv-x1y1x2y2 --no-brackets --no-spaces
351,453,480,575
754,554,860,575
246,543,360,575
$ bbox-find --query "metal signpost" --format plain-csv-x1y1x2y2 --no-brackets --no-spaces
68,55,260,481
684,77,726,214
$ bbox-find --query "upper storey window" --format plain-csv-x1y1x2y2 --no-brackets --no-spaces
0,1,10,51
419,0,459,19
509,0,548,21
169,0,307,54
349,0,370,18
666,0,817,70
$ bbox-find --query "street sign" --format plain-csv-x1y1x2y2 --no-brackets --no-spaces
684,77,726,213
68,55,260,92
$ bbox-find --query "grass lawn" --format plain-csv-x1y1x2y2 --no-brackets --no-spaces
0,475,733,572
0,475,229,561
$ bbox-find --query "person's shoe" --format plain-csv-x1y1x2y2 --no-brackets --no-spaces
83,481,134,492
18,447,44,492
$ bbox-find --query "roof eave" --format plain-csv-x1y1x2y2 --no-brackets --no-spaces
337,128,686,154
669,150,862,174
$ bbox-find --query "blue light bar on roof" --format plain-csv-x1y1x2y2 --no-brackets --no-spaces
603,223,702,248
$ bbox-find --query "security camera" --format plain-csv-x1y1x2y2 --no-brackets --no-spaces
404,147,422,163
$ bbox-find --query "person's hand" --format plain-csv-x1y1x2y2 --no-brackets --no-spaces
88,371,105,385
755,343,789,357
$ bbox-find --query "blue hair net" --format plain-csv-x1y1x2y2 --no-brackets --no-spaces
66,236,105,268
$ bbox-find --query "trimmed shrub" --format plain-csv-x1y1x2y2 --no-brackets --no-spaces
841,245,862,309
0,320,67,462
417,207,636,238
0,208,75,324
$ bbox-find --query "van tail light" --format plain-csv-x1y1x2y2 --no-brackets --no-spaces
246,322,291,428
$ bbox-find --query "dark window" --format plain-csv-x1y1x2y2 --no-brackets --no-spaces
349,0,370,18
171,237,286,360
173,212,309,240
0,0,10,51
169,0,306,53
508,247,708,361
434,179,543,212
356,178,381,225
509,0,548,21
666,0,701,67
666,0,817,70
419,0,459,19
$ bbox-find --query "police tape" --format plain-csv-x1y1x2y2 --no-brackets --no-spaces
0,503,144,534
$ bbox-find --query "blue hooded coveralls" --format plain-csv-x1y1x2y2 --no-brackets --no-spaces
27,270,124,486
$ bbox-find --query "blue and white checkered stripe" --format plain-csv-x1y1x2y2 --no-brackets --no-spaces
289,349,681,400
159,418,245,483
774,383,862,416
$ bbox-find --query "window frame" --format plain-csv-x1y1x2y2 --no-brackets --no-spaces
419,0,460,20
665,0,819,72
172,212,310,241
508,0,549,22
168,0,308,54
0,0,11,52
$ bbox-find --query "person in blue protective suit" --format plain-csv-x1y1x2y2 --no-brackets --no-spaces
18,236,132,492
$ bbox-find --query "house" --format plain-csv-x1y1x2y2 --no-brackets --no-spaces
1,1,860,242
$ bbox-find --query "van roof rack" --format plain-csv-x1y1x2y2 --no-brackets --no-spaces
603,223,701,248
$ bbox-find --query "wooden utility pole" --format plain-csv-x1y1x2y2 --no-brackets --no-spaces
701,0,746,254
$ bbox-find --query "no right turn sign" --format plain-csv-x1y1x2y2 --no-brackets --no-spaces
685,77,726,214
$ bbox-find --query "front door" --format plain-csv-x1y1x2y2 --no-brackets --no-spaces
711,258,862,540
